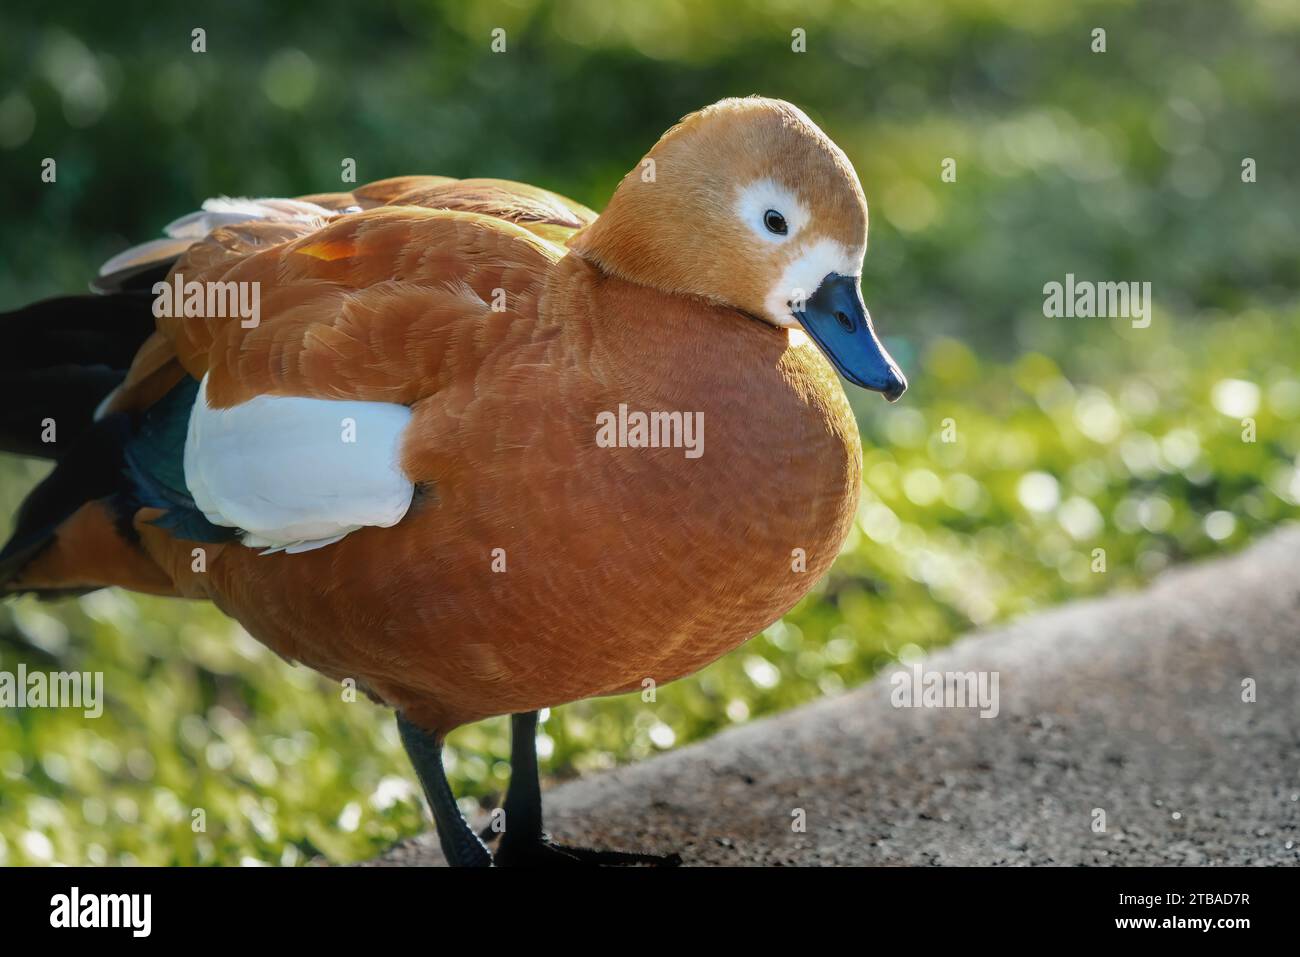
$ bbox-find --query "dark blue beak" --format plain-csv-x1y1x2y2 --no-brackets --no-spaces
794,273,907,401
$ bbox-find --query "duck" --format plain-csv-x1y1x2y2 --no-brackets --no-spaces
0,96,906,866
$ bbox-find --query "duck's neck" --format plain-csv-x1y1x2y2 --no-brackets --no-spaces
544,251,756,390
565,190,712,303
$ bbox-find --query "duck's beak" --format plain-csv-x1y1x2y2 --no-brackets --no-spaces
794,273,907,402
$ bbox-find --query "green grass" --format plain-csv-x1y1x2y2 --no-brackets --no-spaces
2,305,1296,865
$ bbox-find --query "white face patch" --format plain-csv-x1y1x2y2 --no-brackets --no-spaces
735,178,810,245
764,237,864,328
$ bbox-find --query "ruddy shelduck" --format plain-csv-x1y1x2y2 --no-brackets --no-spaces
1,96,905,866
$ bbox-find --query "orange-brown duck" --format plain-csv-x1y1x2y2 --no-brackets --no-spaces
0,96,905,866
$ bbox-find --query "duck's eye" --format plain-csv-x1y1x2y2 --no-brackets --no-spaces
763,209,788,236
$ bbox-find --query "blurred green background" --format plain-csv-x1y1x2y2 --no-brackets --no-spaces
0,0,1297,864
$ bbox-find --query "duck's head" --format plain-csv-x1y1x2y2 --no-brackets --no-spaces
571,96,906,401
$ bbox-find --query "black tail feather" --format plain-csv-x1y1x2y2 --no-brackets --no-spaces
0,292,158,370
0,287,162,591
0,291,157,459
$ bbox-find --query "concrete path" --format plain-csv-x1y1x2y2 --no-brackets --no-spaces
373,526,1300,866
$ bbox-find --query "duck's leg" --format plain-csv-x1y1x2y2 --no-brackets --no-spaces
491,710,682,867
396,713,493,868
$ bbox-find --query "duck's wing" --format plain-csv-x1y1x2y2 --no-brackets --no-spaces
377,177,597,245
96,175,595,293
162,204,561,399
93,197,340,293
126,204,562,554
297,176,597,246
11,184,575,591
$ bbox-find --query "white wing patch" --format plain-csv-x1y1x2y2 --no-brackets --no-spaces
184,375,415,554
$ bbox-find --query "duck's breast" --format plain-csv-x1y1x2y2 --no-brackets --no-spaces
381,281,863,719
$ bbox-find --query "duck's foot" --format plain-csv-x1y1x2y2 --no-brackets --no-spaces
488,710,684,867
493,833,682,867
